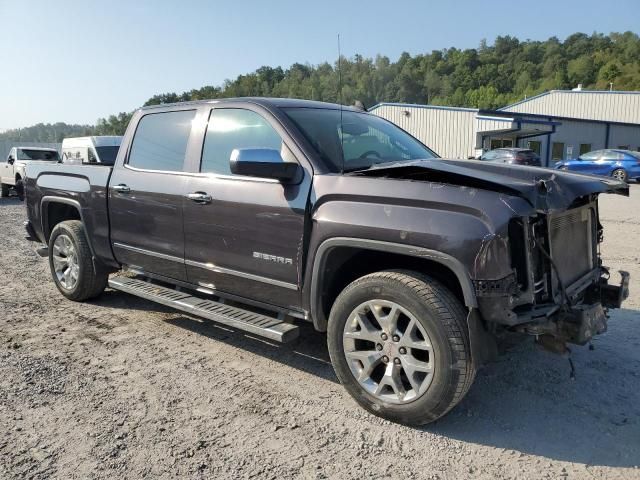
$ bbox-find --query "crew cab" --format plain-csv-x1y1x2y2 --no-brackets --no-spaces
2,146,60,198
23,98,630,425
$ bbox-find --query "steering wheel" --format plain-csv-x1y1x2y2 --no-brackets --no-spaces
359,150,382,159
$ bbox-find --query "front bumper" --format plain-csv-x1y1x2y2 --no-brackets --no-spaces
601,270,630,309
480,270,630,345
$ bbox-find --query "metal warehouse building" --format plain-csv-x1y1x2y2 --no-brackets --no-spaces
370,90,640,166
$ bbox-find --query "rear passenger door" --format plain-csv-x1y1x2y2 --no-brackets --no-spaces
182,104,312,308
109,108,197,281
596,151,623,175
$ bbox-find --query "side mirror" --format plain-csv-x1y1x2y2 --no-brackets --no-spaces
7,156,14,165
229,148,300,182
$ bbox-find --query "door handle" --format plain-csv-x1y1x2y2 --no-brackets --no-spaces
185,192,212,204
112,184,130,194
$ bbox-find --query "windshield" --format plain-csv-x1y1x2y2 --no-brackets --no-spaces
283,108,437,172
17,149,60,161
95,146,120,165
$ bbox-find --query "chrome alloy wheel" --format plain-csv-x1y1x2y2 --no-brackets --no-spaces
52,234,79,290
343,300,434,404
612,169,627,182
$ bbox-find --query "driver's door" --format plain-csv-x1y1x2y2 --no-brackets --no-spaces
182,105,312,308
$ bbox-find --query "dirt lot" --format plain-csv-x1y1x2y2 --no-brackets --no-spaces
1,186,639,480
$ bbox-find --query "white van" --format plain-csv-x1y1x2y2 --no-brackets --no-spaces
61,136,122,165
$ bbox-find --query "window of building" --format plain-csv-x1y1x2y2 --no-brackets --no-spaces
128,110,196,172
527,141,542,155
490,138,513,149
552,142,565,161
579,143,591,155
201,109,283,175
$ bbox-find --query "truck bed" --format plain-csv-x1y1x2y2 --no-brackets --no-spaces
24,163,116,267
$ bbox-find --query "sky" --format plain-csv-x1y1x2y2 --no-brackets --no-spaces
1,0,639,131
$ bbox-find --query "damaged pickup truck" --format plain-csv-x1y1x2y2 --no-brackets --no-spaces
23,98,630,425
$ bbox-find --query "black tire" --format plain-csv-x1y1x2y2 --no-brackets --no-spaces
611,168,628,183
328,270,475,425
15,177,24,201
0,182,9,198
48,220,108,301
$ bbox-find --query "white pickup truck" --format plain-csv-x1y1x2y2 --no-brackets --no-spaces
1,146,60,198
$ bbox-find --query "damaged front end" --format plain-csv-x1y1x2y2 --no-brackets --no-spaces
476,192,630,349
355,159,630,352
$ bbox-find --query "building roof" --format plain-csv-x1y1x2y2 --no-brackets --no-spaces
368,102,479,113
500,90,640,125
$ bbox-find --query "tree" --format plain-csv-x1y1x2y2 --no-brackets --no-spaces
6,32,640,139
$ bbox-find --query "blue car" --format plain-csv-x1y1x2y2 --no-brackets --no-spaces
555,149,640,183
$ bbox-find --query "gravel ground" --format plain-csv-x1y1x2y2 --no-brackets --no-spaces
1,185,639,480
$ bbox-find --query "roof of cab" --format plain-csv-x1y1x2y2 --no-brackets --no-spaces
139,97,362,112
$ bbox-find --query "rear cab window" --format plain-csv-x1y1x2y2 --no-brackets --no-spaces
128,110,196,171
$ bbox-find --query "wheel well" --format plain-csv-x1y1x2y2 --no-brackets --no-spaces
318,247,466,328
44,202,81,241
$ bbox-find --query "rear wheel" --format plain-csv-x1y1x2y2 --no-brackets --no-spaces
48,220,108,301
328,270,475,425
612,168,628,182
0,183,9,197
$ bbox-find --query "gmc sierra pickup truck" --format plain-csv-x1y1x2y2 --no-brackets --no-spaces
23,98,630,425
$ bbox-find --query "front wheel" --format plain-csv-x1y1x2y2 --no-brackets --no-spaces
612,168,628,183
48,220,108,301
327,270,475,425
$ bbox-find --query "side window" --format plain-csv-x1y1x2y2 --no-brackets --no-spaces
201,109,283,175
128,110,196,172
579,150,599,161
87,148,97,163
602,150,622,161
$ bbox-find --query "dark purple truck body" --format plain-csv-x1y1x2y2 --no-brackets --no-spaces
23,98,630,360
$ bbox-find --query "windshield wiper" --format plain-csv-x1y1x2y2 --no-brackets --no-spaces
343,165,374,173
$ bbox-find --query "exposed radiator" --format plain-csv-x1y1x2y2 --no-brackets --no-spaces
548,206,595,287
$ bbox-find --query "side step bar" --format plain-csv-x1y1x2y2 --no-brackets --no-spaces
108,276,299,343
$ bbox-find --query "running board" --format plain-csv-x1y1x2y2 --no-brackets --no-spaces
108,276,299,343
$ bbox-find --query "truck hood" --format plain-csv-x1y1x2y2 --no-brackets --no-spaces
351,158,629,212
